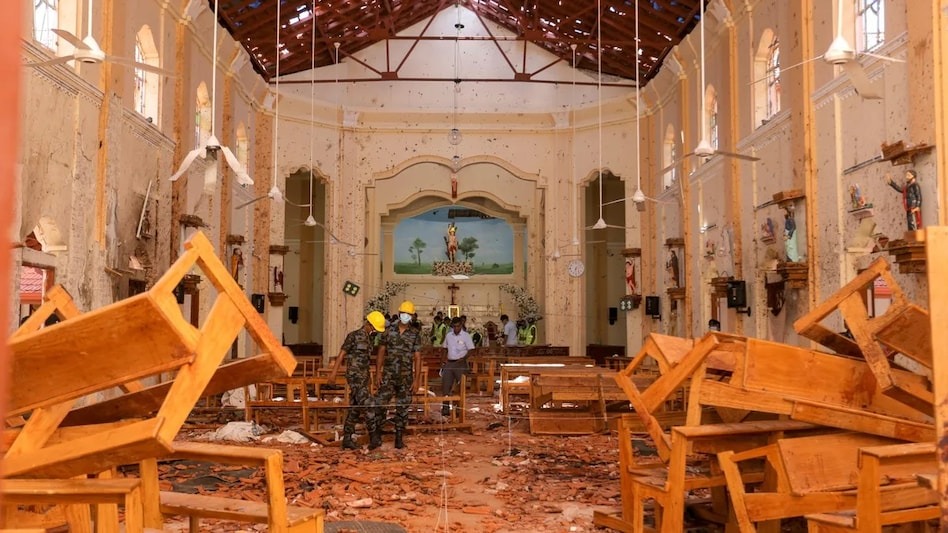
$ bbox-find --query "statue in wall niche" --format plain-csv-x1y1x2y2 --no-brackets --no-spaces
761,217,776,242
665,250,680,288
230,247,244,280
885,169,922,230
783,206,800,263
273,266,284,293
849,183,868,210
625,258,637,294
444,223,459,262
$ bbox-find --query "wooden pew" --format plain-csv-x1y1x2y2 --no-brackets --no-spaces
141,441,324,533
498,358,595,413
719,436,936,532
3,232,298,529
717,432,901,531
626,421,819,533
805,442,937,532
527,367,642,435
0,478,143,533
793,257,933,415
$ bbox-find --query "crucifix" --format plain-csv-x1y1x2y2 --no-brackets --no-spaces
447,283,460,305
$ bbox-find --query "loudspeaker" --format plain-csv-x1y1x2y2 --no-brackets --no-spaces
608,307,618,325
727,280,747,309
251,293,266,313
288,306,299,324
645,296,661,317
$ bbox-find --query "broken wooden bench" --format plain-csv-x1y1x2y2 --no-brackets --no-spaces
142,441,324,533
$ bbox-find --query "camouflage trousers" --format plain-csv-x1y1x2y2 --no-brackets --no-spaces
370,372,413,432
343,378,375,437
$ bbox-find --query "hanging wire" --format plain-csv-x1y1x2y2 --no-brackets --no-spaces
306,0,317,225
634,0,642,198
271,0,282,193
570,43,579,245
596,0,604,222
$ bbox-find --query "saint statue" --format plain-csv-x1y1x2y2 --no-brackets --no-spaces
230,247,244,280
665,250,680,288
885,169,922,230
444,223,459,262
783,206,800,262
761,217,776,242
625,259,637,294
273,266,284,293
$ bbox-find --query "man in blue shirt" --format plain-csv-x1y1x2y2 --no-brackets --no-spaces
441,317,475,417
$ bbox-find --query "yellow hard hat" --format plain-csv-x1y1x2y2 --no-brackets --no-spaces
366,311,386,332
398,300,415,314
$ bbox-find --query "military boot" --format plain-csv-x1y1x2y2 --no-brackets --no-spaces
394,430,406,449
341,435,358,450
368,428,383,450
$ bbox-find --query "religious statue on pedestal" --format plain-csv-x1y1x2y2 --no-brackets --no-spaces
665,250,680,288
885,169,922,231
444,223,459,262
783,206,800,263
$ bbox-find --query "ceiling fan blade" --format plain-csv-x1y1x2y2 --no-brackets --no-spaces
52,29,89,50
105,55,176,77
23,55,76,68
747,55,824,86
842,61,882,100
169,146,204,181
658,154,694,176
236,195,268,210
219,146,253,186
714,150,760,162
861,52,904,63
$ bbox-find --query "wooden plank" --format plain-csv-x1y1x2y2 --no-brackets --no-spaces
158,493,323,528
63,353,297,426
8,294,197,416
793,257,889,347
3,418,173,478
742,339,931,422
778,433,900,494
790,400,935,442
924,226,948,529
872,305,932,368
157,295,246,443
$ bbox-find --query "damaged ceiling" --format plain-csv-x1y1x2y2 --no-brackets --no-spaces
214,0,706,85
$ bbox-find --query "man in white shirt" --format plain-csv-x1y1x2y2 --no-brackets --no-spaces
441,317,475,417
501,314,518,347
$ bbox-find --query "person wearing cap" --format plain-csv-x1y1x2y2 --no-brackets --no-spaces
370,300,423,449
328,310,386,450
441,317,475,417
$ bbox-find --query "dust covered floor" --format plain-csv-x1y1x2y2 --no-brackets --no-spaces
154,395,722,532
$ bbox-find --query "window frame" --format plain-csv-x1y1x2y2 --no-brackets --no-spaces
33,0,59,51
856,0,885,52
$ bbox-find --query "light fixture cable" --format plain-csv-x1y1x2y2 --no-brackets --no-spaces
305,0,317,226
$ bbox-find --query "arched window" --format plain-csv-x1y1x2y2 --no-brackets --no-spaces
662,124,677,191
857,0,885,52
195,82,211,146
766,38,781,119
133,26,161,124
706,85,719,150
235,122,249,176
33,0,59,50
753,29,779,128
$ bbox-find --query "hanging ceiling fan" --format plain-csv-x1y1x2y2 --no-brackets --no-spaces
591,0,650,210
662,0,760,176
750,0,901,99
24,0,174,77
585,0,631,232
169,0,252,195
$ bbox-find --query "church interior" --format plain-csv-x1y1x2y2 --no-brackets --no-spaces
4,0,948,531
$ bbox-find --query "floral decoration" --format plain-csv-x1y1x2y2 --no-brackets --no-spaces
499,283,542,323
364,281,408,315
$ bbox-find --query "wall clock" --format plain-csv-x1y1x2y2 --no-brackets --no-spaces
567,259,585,278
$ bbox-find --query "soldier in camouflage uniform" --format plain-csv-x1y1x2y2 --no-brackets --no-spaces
369,300,423,449
328,311,386,450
